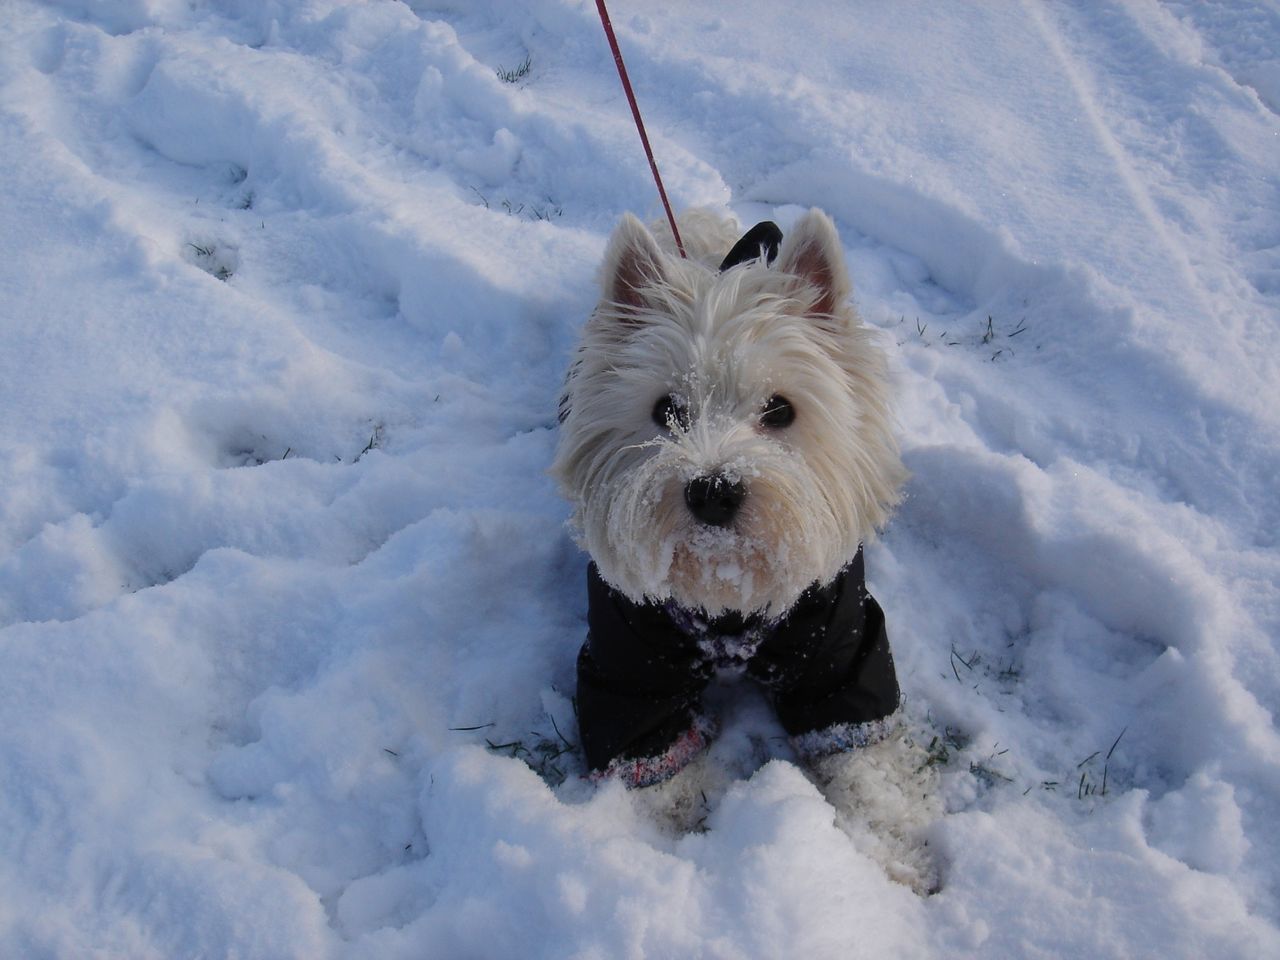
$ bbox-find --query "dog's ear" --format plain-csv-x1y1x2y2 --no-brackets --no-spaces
600,213,667,316
775,209,851,319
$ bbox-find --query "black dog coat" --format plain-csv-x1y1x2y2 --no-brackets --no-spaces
576,547,900,786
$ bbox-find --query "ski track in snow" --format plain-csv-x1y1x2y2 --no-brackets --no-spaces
1,2,1278,957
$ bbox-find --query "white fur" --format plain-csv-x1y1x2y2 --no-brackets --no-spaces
809,728,943,896
552,209,906,615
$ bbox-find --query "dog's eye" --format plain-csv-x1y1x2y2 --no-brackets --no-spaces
652,394,689,431
760,395,795,428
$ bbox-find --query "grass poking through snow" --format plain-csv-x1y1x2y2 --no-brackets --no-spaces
496,55,532,84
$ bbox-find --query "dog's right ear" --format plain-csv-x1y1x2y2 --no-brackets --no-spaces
774,209,851,320
600,213,667,316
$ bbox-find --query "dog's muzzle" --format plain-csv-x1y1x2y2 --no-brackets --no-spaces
684,474,745,527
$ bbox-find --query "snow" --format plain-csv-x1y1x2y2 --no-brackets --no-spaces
1,0,1278,957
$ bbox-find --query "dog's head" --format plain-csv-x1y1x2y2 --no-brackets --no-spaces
552,209,905,616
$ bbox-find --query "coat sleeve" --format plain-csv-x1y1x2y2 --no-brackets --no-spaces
575,565,713,772
750,549,901,743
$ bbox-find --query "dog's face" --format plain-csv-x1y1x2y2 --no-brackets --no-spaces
553,209,905,616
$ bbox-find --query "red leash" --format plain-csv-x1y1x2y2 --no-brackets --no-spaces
594,0,686,258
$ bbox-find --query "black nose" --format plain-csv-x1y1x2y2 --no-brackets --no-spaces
684,475,745,527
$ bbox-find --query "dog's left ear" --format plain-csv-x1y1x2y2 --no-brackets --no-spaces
600,213,668,317
774,209,852,320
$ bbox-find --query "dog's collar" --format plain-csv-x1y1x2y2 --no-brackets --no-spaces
719,221,782,272
661,601,781,668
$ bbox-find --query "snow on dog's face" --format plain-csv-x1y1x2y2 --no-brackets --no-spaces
552,209,905,616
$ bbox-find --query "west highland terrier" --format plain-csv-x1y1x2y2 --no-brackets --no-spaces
552,208,939,891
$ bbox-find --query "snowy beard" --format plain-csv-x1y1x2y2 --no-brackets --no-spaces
575,423,851,616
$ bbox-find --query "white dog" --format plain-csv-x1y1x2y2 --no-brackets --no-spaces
553,209,937,891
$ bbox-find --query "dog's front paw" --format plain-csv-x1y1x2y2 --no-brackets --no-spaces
627,751,722,835
808,728,943,896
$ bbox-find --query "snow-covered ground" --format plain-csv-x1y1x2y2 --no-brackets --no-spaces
2,1,1278,956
